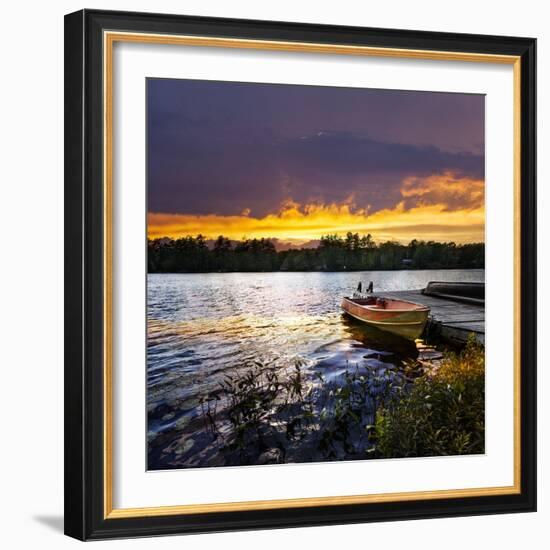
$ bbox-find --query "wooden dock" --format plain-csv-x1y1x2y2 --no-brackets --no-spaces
381,289,485,345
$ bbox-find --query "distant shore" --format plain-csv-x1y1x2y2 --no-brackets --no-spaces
148,233,484,274
148,267,485,275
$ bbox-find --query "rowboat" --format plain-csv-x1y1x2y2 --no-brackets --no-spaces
341,295,430,340
422,281,484,305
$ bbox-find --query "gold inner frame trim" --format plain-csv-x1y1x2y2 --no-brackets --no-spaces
103,30,522,520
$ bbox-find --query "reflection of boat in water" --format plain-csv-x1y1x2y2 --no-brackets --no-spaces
341,289,430,340
341,315,419,357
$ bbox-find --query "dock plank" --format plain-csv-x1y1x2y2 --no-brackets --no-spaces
380,289,485,344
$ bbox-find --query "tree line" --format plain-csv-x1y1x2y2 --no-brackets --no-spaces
147,233,484,273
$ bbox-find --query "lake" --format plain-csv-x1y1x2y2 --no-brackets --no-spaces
147,269,484,469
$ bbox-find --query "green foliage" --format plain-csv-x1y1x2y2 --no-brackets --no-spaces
200,337,485,464
148,233,485,272
374,334,485,458
201,360,315,464
316,367,402,460
148,235,278,273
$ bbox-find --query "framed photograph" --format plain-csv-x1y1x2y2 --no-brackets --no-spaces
64,9,536,540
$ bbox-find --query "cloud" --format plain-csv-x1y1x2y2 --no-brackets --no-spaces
148,130,484,218
280,132,484,179
147,79,484,218
400,171,484,210
148,173,485,245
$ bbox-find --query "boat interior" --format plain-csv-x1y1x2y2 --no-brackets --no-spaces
348,297,428,311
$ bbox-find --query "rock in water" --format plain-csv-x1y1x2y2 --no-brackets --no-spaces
257,448,283,465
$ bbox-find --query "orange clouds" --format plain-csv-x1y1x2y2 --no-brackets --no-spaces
148,173,485,245
400,171,484,210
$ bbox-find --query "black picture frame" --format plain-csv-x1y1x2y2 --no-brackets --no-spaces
64,9,537,541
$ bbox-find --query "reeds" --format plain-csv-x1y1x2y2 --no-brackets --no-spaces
200,335,485,464
374,334,485,457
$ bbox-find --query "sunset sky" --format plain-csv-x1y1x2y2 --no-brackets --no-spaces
147,79,485,247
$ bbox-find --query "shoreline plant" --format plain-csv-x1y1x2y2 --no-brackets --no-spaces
200,335,485,464
374,334,485,457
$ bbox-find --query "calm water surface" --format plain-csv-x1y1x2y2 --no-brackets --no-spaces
147,269,484,469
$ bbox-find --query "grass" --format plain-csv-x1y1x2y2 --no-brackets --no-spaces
315,365,404,460
200,334,485,464
200,359,316,464
374,334,485,458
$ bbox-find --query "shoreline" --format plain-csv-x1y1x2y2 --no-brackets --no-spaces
148,267,485,275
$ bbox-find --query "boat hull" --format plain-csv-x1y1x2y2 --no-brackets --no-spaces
341,297,429,340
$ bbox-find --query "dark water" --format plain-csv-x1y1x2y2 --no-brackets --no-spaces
147,269,484,469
